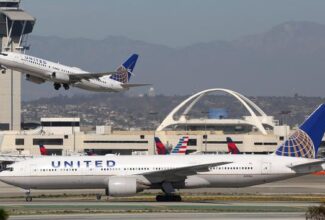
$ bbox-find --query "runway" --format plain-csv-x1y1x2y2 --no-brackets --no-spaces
9,212,306,220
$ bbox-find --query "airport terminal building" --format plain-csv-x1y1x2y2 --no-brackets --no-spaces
2,88,323,157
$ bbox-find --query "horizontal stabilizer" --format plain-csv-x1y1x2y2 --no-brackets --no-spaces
287,160,325,169
121,83,151,88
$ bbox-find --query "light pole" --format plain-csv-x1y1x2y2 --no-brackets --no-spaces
201,111,209,153
149,111,158,154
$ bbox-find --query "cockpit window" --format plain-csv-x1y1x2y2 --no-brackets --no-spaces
0,53,8,56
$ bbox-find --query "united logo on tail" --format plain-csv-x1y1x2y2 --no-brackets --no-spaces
275,104,325,159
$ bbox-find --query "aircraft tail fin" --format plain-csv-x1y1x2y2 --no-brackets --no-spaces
275,104,325,159
39,145,47,156
171,136,189,155
154,137,169,155
226,137,240,154
110,54,139,83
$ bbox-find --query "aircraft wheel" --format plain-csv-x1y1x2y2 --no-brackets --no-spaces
25,196,32,202
63,84,70,90
96,194,102,201
1,69,5,74
54,83,61,90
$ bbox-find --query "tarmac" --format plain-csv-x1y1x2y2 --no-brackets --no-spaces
0,174,324,197
9,212,306,220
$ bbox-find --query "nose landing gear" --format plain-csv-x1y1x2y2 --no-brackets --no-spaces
25,190,32,202
0,65,6,74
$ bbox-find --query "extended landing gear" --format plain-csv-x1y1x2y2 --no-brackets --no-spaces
0,65,6,74
63,83,70,90
96,194,102,201
156,181,182,202
25,190,32,202
54,83,61,90
156,194,182,202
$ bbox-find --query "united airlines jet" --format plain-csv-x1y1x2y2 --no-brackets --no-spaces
1,105,325,202
0,52,149,92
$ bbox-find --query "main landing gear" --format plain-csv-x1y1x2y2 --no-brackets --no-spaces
54,83,61,90
25,190,32,202
63,83,70,90
156,181,182,202
54,83,70,90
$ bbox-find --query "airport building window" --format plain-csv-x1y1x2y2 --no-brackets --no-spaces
188,139,197,146
140,135,145,139
0,123,9,131
41,122,80,127
84,140,148,144
15,138,24,145
254,142,277,146
33,139,63,145
203,141,243,144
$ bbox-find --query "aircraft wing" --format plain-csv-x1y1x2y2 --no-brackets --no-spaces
0,155,32,163
142,162,231,183
69,72,119,81
121,83,152,88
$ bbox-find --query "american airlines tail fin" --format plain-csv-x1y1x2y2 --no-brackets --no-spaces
275,104,325,159
39,145,47,156
170,136,189,155
110,54,139,84
226,137,240,154
154,137,169,155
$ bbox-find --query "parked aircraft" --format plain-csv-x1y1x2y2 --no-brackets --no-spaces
1,104,325,202
226,137,240,154
0,52,149,92
155,136,189,155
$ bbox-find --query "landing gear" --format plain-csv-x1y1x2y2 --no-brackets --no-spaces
0,65,6,74
54,83,61,90
25,190,32,202
63,83,70,90
156,181,182,202
156,194,182,202
96,194,102,201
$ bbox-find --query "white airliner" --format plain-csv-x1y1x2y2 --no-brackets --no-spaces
0,52,149,92
1,105,325,202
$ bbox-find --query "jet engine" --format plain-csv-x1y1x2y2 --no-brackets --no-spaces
51,72,69,83
107,177,144,197
26,74,46,84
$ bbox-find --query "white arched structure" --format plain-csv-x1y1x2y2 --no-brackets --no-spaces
156,88,275,135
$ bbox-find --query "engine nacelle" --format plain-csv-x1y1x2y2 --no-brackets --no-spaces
107,177,140,197
51,72,69,83
26,74,46,84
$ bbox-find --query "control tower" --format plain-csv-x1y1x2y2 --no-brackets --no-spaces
0,0,35,130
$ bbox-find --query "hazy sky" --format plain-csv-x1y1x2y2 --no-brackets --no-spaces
21,0,325,47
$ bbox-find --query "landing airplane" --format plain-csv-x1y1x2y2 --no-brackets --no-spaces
0,52,149,92
155,136,189,155
1,104,325,202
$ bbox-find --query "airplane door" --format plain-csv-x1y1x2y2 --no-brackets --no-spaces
261,162,271,174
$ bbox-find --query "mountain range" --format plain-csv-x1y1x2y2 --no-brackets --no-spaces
22,21,325,100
